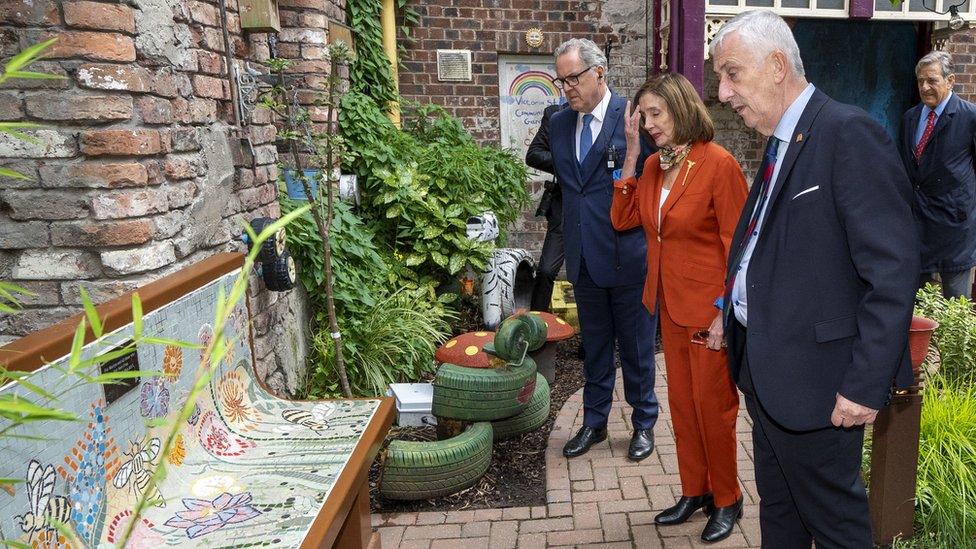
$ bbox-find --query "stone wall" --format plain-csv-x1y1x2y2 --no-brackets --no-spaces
0,0,345,396
397,0,652,258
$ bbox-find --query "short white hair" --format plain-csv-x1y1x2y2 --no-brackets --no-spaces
710,10,805,77
916,50,955,78
554,38,608,70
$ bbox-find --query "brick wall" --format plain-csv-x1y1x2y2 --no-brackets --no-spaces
397,0,652,258
944,28,976,102
0,0,345,396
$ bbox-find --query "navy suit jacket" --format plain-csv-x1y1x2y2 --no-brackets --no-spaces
550,93,653,287
899,93,976,272
726,89,920,431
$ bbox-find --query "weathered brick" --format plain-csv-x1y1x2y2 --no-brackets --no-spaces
25,93,132,122
51,219,154,247
61,279,142,306
0,95,23,120
9,281,61,307
13,250,100,280
0,0,59,26
137,96,173,125
63,1,136,34
42,31,136,62
100,240,175,275
76,64,150,92
169,128,200,152
0,161,38,188
187,1,220,26
81,129,162,156
0,307,81,337
91,188,168,219
0,130,77,159
39,161,149,189
192,74,228,99
279,28,327,45
163,155,200,180
166,181,197,208
152,210,185,239
3,190,89,220
0,219,49,249
150,72,179,98
195,50,224,75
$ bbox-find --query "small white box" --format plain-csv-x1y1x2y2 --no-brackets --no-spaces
387,383,437,427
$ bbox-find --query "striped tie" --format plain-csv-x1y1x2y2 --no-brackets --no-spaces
723,136,780,324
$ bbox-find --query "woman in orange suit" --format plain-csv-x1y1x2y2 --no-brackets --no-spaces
610,73,747,544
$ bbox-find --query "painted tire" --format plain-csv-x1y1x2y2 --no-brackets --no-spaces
431,359,538,421
492,313,547,361
249,217,287,264
263,251,296,292
379,422,493,500
492,374,550,441
481,248,535,330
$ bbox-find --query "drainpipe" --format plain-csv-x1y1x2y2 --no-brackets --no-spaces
380,0,401,127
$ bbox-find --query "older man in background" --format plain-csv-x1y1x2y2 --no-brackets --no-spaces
900,50,976,299
711,11,919,547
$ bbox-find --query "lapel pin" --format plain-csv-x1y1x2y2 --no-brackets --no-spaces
795,133,804,143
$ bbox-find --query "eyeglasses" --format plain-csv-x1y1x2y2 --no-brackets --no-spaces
552,65,596,90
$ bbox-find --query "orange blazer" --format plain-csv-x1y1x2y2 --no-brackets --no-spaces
611,141,748,327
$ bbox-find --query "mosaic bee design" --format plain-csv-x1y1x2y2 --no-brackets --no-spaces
16,460,71,542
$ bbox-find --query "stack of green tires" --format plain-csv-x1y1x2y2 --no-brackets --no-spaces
378,314,553,501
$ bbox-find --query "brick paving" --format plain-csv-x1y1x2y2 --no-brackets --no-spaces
372,353,762,548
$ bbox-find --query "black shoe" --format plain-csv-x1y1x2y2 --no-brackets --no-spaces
627,429,654,461
654,493,715,525
701,496,743,543
562,426,607,458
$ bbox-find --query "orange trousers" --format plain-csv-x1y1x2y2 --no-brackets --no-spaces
659,295,741,507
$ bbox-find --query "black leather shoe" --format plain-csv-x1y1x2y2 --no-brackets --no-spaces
654,493,715,525
701,496,743,543
562,426,607,458
628,429,654,461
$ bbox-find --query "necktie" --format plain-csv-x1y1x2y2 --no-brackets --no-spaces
579,113,594,163
915,110,937,160
723,136,780,323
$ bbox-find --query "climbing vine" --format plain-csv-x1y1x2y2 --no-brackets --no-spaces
346,0,418,110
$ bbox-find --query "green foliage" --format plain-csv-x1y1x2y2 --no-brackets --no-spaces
346,0,419,110
307,290,454,398
340,92,529,282
914,283,976,385
914,373,976,546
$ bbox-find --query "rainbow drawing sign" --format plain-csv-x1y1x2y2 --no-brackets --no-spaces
498,55,561,180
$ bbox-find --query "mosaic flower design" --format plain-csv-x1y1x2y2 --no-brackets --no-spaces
162,345,184,382
105,510,163,548
217,368,256,426
164,492,262,539
197,411,256,457
190,474,245,499
168,434,186,466
140,378,170,419
30,529,72,549
59,402,117,545
198,324,214,366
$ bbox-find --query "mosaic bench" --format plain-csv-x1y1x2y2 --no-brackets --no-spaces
0,253,394,548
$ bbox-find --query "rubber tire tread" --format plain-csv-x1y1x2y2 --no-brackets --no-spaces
380,422,492,500
492,374,550,441
432,360,537,421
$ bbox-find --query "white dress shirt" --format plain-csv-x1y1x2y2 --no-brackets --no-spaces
575,88,612,162
732,83,817,326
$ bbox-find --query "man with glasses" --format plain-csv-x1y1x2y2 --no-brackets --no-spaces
549,38,658,461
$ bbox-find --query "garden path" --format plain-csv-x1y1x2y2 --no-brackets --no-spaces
371,353,763,548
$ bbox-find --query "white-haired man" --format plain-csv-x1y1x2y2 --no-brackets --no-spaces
548,38,659,462
900,50,976,299
710,11,919,547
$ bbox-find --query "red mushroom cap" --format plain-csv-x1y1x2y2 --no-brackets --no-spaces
435,331,495,368
526,311,575,341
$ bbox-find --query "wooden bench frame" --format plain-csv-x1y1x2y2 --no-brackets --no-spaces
0,252,393,549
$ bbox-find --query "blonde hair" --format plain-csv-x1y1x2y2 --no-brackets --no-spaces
633,73,715,145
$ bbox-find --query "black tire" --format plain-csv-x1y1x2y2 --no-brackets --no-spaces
250,217,286,263
492,374,550,441
263,251,296,291
379,422,493,500
432,359,537,421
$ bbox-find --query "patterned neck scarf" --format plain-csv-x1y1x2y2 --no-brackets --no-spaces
659,144,691,171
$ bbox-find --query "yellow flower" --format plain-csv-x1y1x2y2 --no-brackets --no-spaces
163,345,184,382
168,434,186,466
